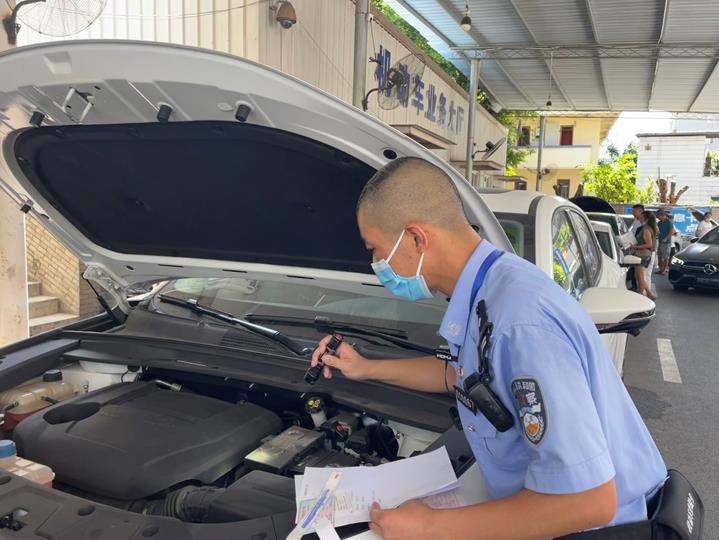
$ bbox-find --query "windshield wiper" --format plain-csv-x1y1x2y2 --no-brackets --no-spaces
157,295,313,356
244,314,436,355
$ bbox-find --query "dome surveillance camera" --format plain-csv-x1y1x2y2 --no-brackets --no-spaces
276,1,297,29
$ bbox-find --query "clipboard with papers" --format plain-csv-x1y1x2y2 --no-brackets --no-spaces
289,447,465,539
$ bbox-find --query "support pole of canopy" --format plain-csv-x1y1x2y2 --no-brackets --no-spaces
352,0,370,109
465,58,480,185
535,115,546,192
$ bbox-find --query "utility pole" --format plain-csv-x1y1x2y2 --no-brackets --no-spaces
535,115,546,192
352,0,370,109
465,58,480,185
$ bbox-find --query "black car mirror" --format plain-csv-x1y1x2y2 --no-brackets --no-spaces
690,238,698,244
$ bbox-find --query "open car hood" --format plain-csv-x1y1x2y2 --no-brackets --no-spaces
0,41,509,301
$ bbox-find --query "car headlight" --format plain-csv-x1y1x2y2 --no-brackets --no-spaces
671,256,684,266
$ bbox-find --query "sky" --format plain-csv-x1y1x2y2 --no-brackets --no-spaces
601,112,674,157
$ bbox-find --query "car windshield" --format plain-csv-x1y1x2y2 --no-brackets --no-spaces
151,277,447,345
595,230,614,258
495,213,535,263
699,227,719,245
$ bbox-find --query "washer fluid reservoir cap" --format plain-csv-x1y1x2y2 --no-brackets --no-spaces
43,369,63,382
0,440,17,458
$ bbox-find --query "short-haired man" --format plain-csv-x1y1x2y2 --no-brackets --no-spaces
630,204,645,234
311,157,666,540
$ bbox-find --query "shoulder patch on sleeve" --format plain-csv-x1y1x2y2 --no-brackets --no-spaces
511,378,547,446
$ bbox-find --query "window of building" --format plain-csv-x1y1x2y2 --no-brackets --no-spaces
518,126,531,147
515,179,528,190
560,126,574,146
704,138,719,177
557,179,570,198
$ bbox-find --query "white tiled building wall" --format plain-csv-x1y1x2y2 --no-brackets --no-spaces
637,135,719,205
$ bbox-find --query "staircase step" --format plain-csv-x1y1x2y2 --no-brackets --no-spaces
28,295,59,318
29,313,79,336
28,281,42,297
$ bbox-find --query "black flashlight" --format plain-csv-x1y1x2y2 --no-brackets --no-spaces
305,333,344,385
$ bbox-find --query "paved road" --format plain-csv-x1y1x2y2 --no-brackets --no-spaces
623,274,718,537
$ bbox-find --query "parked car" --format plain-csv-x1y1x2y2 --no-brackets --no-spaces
669,227,719,292
589,219,642,266
621,214,635,231
586,211,629,237
481,190,649,376
0,41,654,539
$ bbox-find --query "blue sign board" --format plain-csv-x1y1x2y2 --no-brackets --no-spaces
671,207,710,236
623,206,710,236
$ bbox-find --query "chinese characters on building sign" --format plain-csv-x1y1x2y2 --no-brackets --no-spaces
373,46,464,135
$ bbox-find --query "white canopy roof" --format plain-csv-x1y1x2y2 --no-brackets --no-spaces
388,0,719,112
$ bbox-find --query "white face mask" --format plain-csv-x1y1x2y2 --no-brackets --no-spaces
370,230,433,302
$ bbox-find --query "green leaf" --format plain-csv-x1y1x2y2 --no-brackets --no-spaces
582,145,654,204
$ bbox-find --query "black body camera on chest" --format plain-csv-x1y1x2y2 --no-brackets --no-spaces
459,300,514,433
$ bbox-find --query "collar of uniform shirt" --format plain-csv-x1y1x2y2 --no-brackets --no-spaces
438,239,497,347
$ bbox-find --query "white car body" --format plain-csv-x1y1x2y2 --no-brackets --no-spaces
482,190,630,375
591,220,623,264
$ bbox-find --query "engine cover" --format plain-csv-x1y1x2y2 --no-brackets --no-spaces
13,382,282,500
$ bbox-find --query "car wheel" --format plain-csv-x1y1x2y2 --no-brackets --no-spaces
672,284,688,292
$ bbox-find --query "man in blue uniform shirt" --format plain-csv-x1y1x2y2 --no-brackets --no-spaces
311,157,666,539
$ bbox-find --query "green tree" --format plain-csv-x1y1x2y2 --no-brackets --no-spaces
582,144,655,204
372,0,474,96
371,0,532,173
600,143,620,164
496,111,536,174
705,149,719,176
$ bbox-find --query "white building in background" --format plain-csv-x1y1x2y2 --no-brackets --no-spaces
637,132,719,206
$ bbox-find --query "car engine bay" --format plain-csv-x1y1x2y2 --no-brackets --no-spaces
1,361,440,526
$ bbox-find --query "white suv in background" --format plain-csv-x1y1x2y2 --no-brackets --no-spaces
482,190,646,376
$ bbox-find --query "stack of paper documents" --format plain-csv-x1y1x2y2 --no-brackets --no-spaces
618,231,638,250
293,447,463,532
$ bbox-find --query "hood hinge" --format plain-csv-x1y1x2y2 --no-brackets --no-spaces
83,265,130,317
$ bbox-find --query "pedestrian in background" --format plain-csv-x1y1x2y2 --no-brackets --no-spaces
630,204,644,233
657,211,675,275
626,203,645,291
695,211,714,238
633,211,657,300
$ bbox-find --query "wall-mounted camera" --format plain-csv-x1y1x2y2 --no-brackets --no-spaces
273,1,297,30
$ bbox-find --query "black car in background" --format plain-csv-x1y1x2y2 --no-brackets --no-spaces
669,227,719,291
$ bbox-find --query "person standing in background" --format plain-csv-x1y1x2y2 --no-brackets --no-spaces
633,211,657,300
695,211,714,238
626,204,645,291
657,212,675,275
630,204,645,234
